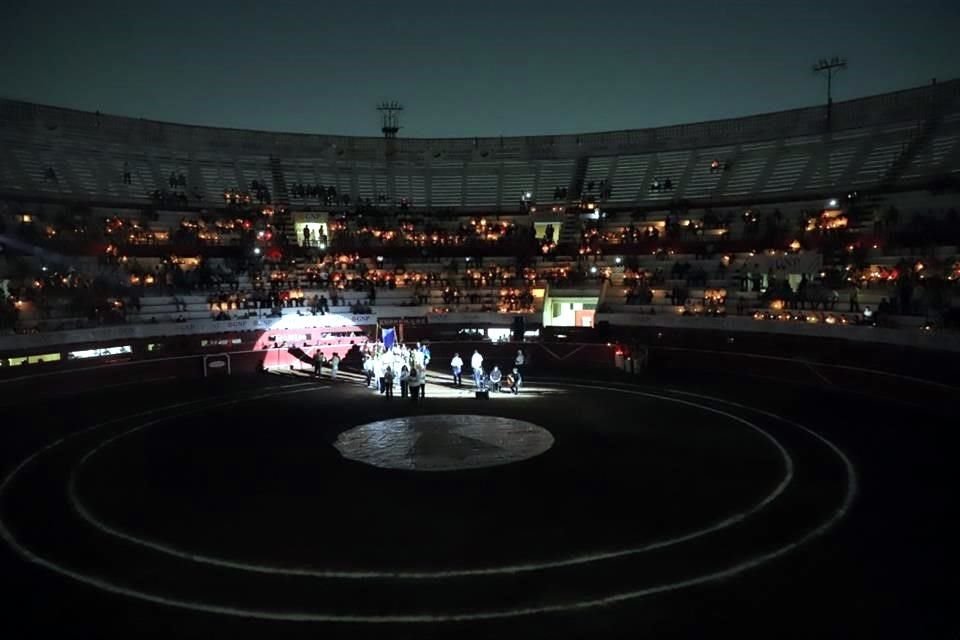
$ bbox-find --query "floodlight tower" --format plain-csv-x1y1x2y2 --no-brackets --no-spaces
378,101,403,139
813,57,847,128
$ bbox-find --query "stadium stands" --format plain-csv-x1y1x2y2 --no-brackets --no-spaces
2,80,960,364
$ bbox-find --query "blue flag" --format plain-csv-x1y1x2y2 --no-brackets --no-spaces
382,327,396,350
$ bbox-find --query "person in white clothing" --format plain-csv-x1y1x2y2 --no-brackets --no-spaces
362,355,374,387
470,349,484,388
330,353,340,380
450,353,464,386
373,356,385,393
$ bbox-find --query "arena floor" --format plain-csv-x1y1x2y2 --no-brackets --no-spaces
0,361,956,639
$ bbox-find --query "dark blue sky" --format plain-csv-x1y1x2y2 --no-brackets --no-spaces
2,0,958,138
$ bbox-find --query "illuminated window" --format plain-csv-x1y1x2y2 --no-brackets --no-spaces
67,345,132,360
147,343,163,352
30,352,62,364
200,338,242,347
2,352,63,366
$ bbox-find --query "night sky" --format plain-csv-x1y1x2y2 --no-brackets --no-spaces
2,0,958,138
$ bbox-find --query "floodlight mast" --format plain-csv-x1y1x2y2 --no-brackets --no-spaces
813,57,847,129
378,101,403,139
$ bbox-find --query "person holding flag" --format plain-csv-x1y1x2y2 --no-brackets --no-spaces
381,326,397,351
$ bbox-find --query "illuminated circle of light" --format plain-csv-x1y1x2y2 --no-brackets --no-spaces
0,382,855,623
333,414,555,471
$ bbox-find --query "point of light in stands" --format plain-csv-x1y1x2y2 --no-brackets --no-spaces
253,248,261,255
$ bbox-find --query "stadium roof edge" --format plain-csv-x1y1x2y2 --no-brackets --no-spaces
1,78,957,144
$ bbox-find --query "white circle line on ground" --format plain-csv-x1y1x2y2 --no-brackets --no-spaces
0,381,855,623
0,385,299,506
650,346,959,391
0,380,323,528
664,388,859,520
66,384,793,579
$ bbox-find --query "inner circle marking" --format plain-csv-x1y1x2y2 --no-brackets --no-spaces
68,387,791,579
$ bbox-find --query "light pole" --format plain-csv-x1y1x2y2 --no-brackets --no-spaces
813,57,847,129
377,101,403,139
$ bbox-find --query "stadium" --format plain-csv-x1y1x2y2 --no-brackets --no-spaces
1,66,959,638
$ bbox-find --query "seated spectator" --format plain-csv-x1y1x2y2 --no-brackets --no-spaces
489,366,502,392
507,367,522,395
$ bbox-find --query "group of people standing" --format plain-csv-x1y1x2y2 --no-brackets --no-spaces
314,352,341,379
352,341,527,399
361,341,432,402
450,348,525,394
